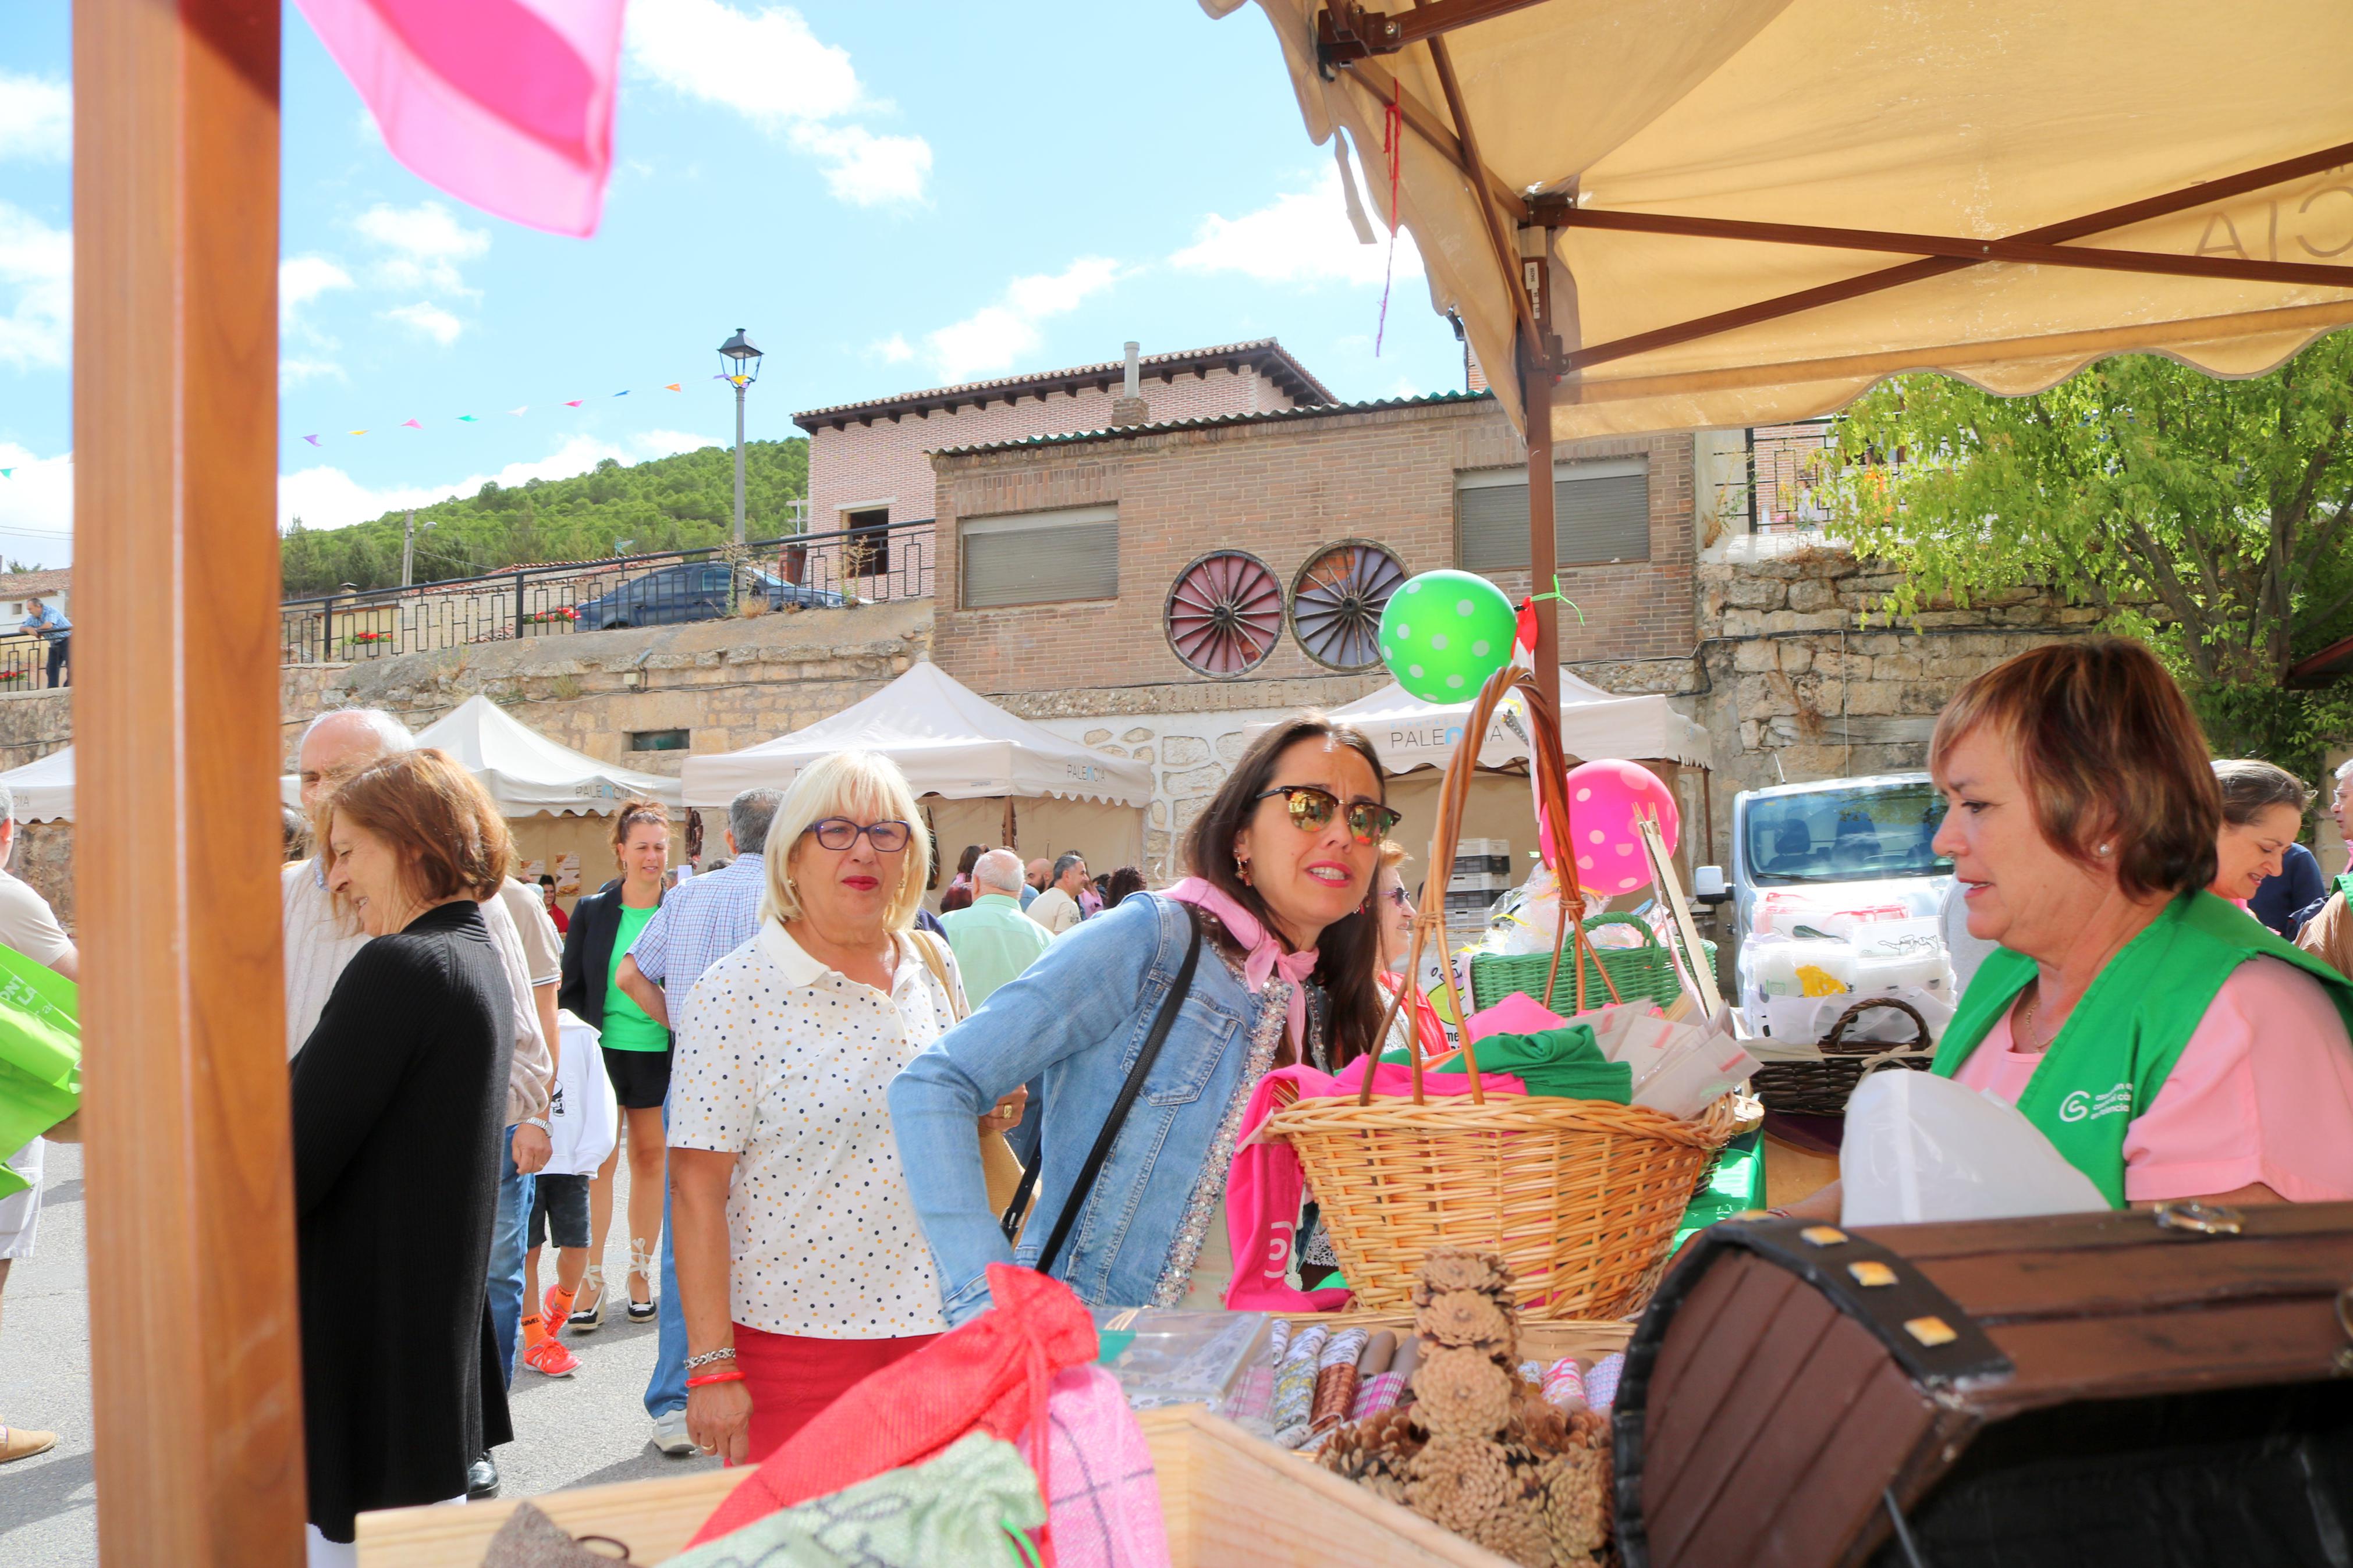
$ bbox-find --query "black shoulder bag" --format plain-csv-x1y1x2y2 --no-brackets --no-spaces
1001,909,1205,1280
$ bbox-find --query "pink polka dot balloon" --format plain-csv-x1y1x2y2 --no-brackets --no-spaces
1541,760,1679,895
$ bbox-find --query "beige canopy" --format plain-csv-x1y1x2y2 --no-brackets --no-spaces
1209,0,2353,442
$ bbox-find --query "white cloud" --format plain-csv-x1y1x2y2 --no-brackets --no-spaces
384,302,464,346
281,254,354,331
0,443,73,566
0,73,70,163
0,201,70,371
281,435,626,533
279,357,347,392
927,256,1121,383
629,429,727,458
626,0,931,205
353,200,489,296
1172,165,1423,287
868,333,914,364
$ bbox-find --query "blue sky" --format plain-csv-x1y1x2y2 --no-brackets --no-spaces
0,1,1456,567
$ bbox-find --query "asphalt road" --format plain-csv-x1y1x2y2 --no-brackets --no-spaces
0,1140,721,1563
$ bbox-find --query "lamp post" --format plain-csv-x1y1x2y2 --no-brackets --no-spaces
718,328,762,546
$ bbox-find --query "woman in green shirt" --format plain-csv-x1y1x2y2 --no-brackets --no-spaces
557,799,671,1324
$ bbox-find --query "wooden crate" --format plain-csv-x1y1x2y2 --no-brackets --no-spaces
355,1405,1527,1566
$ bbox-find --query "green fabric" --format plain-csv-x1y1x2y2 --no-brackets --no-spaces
1671,1130,1765,1256
666,1431,1046,1568
2337,872,2353,899
0,944,79,1199
938,894,1053,1009
601,902,668,1051
1931,891,2353,1208
1453,1025,1632,1103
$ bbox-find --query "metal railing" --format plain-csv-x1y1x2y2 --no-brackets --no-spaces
281,518,935,665
0,634,62,692
1742,420,1839,532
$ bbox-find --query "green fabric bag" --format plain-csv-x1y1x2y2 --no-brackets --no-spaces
1456,1024,1632,1103
0,944,77,1196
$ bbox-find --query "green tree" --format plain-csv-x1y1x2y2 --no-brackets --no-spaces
1827,335,2353,778
278,437,811,596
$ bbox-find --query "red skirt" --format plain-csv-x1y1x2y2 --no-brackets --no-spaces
732,1321,941,1463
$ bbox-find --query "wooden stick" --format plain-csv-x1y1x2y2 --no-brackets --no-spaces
1639,812,1723,1019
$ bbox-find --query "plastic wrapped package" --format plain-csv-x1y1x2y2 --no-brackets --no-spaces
1840,1070,2106,1225
1089,1307,1273,1419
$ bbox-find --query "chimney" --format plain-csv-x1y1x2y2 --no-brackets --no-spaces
1111,340,1150,426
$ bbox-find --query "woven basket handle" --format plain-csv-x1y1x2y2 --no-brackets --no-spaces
1819,995,1931,1053
1362,661,1610,1107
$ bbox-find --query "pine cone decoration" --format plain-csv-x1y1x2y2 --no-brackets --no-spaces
1415,1247,1513,1303
1405,1434,1517,1537
1419,1285,1517,1354
1412,1344,1516,1439
1534,1427,1614,1564
1515,1391,1572,1455
1317,1406,1423,1505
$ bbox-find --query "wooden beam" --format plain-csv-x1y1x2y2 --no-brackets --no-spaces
1317,0,1552,62
1555,138,2353,374
1426,35,1543,353
1523,334,1559,719
77,1,305,1565
1553,206,2353,289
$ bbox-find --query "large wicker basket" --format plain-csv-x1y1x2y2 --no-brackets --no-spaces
1271,664,1751,1321
1748,995,1936,1116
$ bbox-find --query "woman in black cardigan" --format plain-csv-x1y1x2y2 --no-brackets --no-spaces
294,749,517,1559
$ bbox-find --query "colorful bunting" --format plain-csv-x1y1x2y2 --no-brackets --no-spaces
509,406,528,415
457,414,479,422
612,389,629,397
663,383,681,392
564,400,583,407
0,469,12,479
288,375,717,449
402,418,423,429
303,435,321,446
347,429,368,435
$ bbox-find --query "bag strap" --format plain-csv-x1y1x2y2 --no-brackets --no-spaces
911,930,968,1023
1016,909,1204,1271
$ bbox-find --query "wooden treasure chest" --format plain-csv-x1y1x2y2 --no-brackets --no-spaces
1614,1202,2353,1568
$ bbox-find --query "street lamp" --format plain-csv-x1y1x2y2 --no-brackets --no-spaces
718,328,762,546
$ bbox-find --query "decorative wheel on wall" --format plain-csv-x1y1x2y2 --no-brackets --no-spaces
1289,539,1408,670
1166,550,1284,678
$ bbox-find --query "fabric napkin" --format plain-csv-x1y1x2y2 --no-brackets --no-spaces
1458,1025,1631,1103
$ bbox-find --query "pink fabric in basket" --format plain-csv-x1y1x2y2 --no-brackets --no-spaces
1019,1365,1171,1568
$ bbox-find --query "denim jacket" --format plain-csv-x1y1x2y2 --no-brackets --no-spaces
889,892,1298,1325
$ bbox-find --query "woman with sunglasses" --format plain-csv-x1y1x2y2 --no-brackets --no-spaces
892,715,1396,1321
668,750,1024,1464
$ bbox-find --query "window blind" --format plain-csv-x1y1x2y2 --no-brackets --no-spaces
961,504,1119,608
1456,458,1651,571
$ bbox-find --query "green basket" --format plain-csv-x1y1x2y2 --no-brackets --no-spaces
1470,912,1715,1015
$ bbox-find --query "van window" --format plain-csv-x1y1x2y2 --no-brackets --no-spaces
1745,782,1950,885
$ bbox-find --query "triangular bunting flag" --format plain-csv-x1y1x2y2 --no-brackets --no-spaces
0,469,11,478
663,382,681,392
303,435,321,446
457,414,479,422
402,418,423,429
564,400,583,407
347,429,368,435
508,406,528,416
612,389,630,397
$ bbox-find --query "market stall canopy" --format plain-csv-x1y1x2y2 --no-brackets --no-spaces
1209,0,2353,440
413,694,684,815
0,745,303,824
680,661,1155,809
1328,669,1712,771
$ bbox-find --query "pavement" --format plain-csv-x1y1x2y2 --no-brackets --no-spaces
0,1140,721,1563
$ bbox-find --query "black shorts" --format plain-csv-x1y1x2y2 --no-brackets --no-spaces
528,1172,591,1250
602,1044,673,1111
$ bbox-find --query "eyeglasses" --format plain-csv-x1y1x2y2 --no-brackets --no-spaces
805,817,913,853
1252,785,1402,845
1380,884,1412,909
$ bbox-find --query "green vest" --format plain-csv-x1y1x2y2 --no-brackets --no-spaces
1930,891,2353,1208
2336,872,2353,899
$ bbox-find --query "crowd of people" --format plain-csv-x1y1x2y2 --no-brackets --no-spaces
6,637,2353,1562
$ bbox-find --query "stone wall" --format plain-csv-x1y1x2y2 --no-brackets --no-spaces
1692,542,2098,865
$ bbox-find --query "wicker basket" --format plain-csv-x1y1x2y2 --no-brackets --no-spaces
1270,664,1752,1321
1470,911,1716,1015
1749,995,1936,1117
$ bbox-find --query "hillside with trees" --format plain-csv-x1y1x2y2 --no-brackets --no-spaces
281,437,808,596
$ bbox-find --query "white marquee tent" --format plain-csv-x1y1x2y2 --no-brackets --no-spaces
0,744,79,823
413,694,684,815
683,662,1155,898
1328,670,1713,773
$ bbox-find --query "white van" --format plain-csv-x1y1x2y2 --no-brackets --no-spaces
1722,771,1956,1044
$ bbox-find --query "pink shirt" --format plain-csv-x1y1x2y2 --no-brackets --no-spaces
1951,955,2353,1203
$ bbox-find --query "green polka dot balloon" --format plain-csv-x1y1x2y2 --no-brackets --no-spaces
1378,569,1518,702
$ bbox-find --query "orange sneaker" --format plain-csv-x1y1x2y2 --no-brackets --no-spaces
522,1334,580,1378
542,1284,577,1333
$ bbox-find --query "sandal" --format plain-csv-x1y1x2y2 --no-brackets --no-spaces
1,1425,58,1464
567,1265,606,1332
626,1239,658,1323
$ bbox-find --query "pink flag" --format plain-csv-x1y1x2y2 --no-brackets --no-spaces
292,0,626,239
402,418,423,429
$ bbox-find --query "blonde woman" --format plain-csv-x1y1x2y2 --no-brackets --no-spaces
671,751,1021,1463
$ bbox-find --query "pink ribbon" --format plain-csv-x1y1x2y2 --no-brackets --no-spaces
1166,878,1318,1056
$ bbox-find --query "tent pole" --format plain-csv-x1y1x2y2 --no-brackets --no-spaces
1523,332,1560,717
1003,797,1016,852
77,2,306,1563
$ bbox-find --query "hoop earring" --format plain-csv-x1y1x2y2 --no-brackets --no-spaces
1235,857,1253,887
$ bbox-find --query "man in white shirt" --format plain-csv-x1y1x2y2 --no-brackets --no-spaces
0,780,75,1466
287,707,558,1497
1026,851,1089,937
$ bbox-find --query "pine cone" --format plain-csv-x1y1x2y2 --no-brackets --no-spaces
1318,1406,1424,1503
1534,1441,1614,1564
1412,1345,1516,1439
1415,1247,1513,1302
1513,1391,1572,1455
1419,1285,1517,1354
1405,1434,1517,1538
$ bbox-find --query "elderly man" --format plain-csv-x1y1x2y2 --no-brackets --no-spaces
286,707,559,1498
611,787,782,1457
941,848,1053,1009
0,780,76,1466
1026,851,1089,936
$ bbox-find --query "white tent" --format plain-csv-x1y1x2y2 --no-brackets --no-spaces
1329,670,1713,773
414,694,684,815
682,662,1154,808
0,745,78,823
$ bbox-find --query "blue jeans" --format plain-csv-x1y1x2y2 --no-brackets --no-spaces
489,1125,534,1389
644,1101,686,1419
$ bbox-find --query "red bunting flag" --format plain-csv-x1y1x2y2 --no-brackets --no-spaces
564,400,583,407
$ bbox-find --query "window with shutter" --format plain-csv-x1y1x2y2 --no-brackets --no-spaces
1455,457,1651,571
961,504,1120,609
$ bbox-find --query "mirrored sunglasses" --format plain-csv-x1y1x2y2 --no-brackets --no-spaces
1252,785,1402,845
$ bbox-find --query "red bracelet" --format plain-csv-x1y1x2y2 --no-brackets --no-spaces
687,1369,746,1389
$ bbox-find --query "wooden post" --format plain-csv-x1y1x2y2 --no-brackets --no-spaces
76,3,305,1564
1523,335,1559,717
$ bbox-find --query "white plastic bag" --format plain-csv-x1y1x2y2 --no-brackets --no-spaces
544,1010,619,1176
1840,1070,2106,1225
